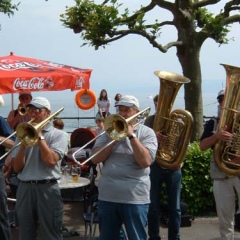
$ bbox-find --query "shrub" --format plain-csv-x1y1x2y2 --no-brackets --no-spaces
181,141,215,216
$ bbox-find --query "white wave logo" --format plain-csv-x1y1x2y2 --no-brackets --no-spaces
0,62,42,71
76,77,85,88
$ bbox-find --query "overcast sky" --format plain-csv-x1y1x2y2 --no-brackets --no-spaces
0,0,239,115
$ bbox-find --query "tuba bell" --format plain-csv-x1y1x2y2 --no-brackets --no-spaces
214,64,240,176
153,71,193,169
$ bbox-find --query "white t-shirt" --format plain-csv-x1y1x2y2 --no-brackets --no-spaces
97,98,111,112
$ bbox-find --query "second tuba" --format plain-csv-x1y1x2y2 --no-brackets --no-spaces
214,64,240,176
153,71,193,169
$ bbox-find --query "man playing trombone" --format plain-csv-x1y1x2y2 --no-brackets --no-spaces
91,95,158,240
11,97,68,240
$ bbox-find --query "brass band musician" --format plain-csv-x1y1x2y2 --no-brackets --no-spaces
199,89,240,240
7,92,32,131
11,97,68,240
91,95,158,240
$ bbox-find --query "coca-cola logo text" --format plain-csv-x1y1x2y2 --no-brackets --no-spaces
13,77,54,90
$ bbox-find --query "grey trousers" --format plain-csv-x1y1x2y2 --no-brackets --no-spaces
16,182,63,240
0,170,12,240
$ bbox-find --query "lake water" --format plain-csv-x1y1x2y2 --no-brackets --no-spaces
0,81,221,133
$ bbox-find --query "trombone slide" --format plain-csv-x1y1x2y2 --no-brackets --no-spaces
70,107,151,166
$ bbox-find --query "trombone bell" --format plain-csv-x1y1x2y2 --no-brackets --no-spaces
16,107,64,146
104,115,128,141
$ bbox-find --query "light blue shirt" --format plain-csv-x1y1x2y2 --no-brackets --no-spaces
12,123,68,181
92,124,157,204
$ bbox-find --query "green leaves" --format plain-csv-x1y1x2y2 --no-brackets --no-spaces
0,0,19,17
60,0,122,49
194,8,230,44
181,141,215,215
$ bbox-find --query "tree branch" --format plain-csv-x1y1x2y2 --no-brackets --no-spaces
224,0,240,16
145,20,174,28
223,14,240,24
193,0,221,9
99,29,182,53
155,0,174,12
122,0,158,23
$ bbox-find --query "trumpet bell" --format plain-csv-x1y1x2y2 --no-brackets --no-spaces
18,106,28,116
104,115,128,141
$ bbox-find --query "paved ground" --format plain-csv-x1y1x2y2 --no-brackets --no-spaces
62,202,240,240
11,201,240,240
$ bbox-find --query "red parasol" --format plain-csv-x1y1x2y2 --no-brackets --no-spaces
0,52,92,94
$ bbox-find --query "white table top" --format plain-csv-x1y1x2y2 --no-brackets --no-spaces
58,177,90,189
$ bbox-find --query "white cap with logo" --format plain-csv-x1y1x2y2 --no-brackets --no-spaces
217,89,225,99
115,95,139,109
27,97,51,110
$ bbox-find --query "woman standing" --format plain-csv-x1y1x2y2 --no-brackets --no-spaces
97,89,111,118
114,93,122,114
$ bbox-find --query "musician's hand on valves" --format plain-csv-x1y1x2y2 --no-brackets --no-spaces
215,129,232,142
156,131,167,144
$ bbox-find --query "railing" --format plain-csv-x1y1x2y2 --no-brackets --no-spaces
55,116,96,134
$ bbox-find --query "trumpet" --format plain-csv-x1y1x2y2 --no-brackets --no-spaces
71,107,151,166
0,108,64,161
18,106,28,115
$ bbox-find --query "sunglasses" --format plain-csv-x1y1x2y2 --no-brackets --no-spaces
27,108,45,114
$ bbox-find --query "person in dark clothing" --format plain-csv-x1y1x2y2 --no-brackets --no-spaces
145,94,182,240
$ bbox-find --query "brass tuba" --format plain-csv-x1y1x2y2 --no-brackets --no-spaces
153,71,193,169
214,64,240,176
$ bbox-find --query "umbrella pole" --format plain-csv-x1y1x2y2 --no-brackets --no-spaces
11,93,14,110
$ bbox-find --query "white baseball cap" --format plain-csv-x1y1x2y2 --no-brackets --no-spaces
217,89,225,99
27,97,51,110
115,95,139,109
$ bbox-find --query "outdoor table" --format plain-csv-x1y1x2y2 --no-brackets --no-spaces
59,177,91,237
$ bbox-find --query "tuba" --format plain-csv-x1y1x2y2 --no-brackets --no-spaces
214,64,240,176
153,71,193,169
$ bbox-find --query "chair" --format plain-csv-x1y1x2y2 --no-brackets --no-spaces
70,128,96,149
83,194,99,240
7,197,17,227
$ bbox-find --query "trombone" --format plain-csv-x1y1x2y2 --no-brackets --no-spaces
71,107,151,166
0,119,35,146
0,107,64,161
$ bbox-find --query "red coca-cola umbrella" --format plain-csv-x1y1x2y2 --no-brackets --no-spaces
0,52,92,94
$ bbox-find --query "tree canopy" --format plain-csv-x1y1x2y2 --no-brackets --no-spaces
60,0,240,141
0,0,19,17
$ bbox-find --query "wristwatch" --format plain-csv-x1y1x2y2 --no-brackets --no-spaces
128,133,136,140
39,136,45,141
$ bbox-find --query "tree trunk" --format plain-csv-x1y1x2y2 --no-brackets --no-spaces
177,46,204,142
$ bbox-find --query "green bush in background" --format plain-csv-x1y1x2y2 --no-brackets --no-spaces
181,141,215,216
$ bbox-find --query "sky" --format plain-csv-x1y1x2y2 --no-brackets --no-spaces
0,0,240,117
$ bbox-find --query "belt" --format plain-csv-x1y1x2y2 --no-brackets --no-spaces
21,179,58,184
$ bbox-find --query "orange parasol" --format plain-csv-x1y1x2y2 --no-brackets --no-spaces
0,52,92,94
